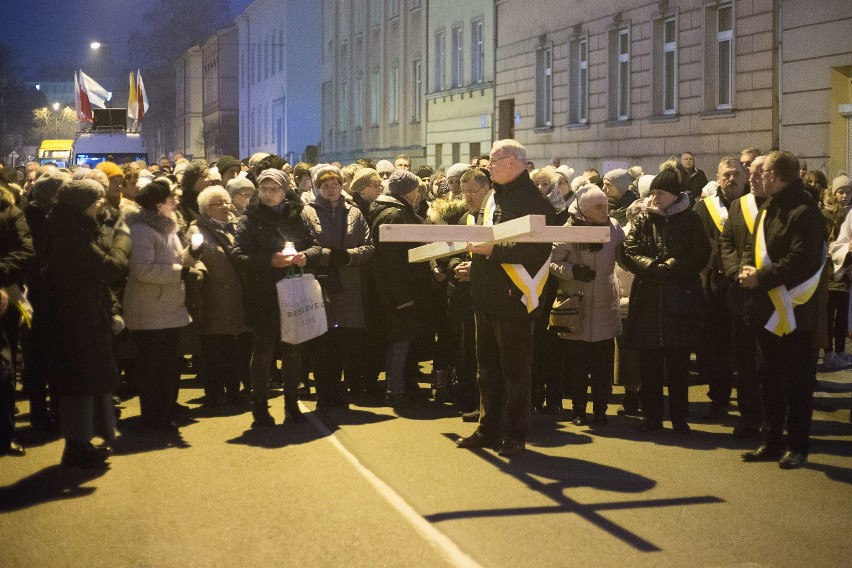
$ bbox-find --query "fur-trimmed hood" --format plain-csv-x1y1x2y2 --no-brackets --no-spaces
124,208,178,236
427,197,468,225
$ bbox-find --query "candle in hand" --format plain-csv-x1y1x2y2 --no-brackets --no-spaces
190,233,204,249
282,241,297,255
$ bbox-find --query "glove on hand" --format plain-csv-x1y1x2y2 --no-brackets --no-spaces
572,264,596,282
329,248,350,267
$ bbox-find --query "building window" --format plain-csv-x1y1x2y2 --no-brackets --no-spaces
371,0,381,28
470,18,484,85
609,27,630,121
389,0,399,19
240,52,245,89
388,64,399,123
434,29,446,92
279,30,284,72
451,25,463,88
354,75,364,129
716,3,733,108
271,33,277,75
339,81,348,132
412,59,422,122
354,0,365,35
322,81,333,148
653,16,678,116
568,36,588,124
265,104,270,144
251,108,256,146
249,46,255,85
535,44,553,127
264,36,270,79
370,69,380,126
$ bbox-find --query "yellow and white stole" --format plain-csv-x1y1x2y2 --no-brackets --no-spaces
754,211,823,336
704,194,728,233
740,193,759,234
481,192,550,313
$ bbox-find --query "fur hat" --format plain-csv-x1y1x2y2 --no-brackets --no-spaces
96,161,123,179
310,163,343,189
388,170,421,196
603,168,633,197
56,179,104,214
650,168,682,196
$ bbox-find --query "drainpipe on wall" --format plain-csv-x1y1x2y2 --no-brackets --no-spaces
772,0,780,150
491,0,498,146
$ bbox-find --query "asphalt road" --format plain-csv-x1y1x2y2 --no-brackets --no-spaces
1,368,850,567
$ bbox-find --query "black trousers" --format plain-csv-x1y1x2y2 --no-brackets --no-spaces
133,327,184,426
826,290,849,353
698,305,733,405
756,329,815,455
0,353,15,448
565,338,614,417
475,312,534,443
309,327,362,405
450,308,478,411
731,315,761,425
531,314,565,409
640,346,691,424
199,332,252,403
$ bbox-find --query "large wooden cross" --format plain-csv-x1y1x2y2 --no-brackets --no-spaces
379,215,611,262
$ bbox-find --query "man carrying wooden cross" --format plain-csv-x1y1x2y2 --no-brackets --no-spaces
457,139,556,457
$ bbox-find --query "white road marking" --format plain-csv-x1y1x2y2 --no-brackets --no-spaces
302,405,483,568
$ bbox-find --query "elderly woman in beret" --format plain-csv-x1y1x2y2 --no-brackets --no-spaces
185,186,252,411
226,176,256,215
42,180,130,466
302,165,374,410
232,168,322,427
124,180,204,432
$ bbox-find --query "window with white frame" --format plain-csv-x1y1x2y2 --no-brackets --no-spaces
339,80,348,132
371,0,381,28
535,44,553,127
471,18,484,85
568,36,588,124
434,29,446,92
653,16,678,115
354,75,364,129
451,26,463,88
716,3,733,108
389,64,399,123
354,0,365,35
608,27,630,121
412,59,422,122
370,68,380,126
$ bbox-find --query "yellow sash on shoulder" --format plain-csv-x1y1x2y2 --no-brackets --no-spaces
704,195,728,233
481,193,551,313
741,193,759,234
754,212,823,336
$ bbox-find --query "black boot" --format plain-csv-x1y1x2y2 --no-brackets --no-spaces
61,441,109,468
251,404,274,428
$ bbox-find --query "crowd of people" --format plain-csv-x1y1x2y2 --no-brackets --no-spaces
0,141,848,469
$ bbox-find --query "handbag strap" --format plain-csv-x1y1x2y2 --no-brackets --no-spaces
285,266,305,279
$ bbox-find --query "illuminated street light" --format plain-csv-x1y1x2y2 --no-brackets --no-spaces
90,41,101,50
52,102,60,111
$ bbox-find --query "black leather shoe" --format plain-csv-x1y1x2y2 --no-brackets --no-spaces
461,410,480,423
457,431,500,450
742,444,784,462
778,451,807,469
2,441,26,456
251,410,275,428
61,442,109,468
497,439,525,457
672,421,691,434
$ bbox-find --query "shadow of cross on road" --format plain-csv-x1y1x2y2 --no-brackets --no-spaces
433,434,724,552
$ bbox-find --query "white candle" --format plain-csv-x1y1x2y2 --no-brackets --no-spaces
190,233,204,249
282,241,297,256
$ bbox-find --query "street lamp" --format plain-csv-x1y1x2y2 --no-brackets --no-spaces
90,41,102,50
52,102,60,111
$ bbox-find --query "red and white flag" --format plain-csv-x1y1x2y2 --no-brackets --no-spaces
78,70,111,109
136,70,149,122
75,71,93,123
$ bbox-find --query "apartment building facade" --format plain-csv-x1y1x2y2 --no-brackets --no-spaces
201,25,240,159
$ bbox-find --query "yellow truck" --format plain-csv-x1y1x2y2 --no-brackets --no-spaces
37,139,74,168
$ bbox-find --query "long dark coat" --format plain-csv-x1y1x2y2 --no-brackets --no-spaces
43,204,130,396
621,193,711,349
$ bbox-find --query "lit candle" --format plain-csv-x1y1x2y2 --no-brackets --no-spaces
190,233,204,249
282,241,297,256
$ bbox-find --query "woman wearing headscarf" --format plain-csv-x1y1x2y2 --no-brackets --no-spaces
124,180,203,431
185,186,252,410
621,167,711,433
232,169,322,427
550,185,625,425
42,180,130,466
302,165,374,410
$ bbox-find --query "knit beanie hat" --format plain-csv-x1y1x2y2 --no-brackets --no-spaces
555,165,575,183
96,161,123,179
446,163,470,179
832,174,851,194
603,168,633,197
650,168,682,196
256,168,290,190
56,179,104,214
636,174,655,199
226,176,255,197
573,184,608,215
31,171,68,208
311,163,343,189
350,168,379,194
388,169,421,196
376,160,395,175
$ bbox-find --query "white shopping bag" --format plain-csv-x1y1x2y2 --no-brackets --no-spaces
276,269,328,344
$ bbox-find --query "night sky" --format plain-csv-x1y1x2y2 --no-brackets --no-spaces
2,0,254,80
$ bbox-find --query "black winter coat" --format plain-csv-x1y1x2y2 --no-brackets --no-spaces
719,194,765,315
369,195,434,341
0,197,34,288
232,199,322,325
621,194,711,349
43,204,130,396
694,192,734,305
470,172,556,319
741,179,826,333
